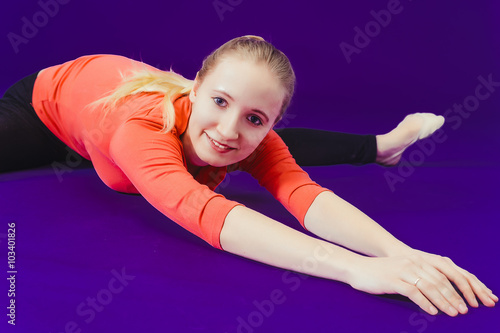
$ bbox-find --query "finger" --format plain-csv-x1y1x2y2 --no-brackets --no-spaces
458,268,498,307
428,256,480,308
437,257,497,308
421,262,469,314
395,281,438,316
414,276,460,316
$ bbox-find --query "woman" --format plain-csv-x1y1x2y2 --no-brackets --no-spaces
0,35,496,316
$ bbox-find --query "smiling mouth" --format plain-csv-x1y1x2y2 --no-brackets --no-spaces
205,133,236,151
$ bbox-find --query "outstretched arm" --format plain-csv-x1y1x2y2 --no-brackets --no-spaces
228,130,496,316
304,191,410,257
303,191,498,316
220,202,498,317
220,205,363,285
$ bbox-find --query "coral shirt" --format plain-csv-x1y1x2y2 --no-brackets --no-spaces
32,54,330,250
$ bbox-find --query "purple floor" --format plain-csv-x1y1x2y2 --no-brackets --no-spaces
1,115,499,332
1,1,499,331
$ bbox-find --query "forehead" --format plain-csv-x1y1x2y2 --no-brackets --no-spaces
203,56,285,115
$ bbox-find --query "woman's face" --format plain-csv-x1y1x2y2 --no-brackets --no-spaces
182,55,285,168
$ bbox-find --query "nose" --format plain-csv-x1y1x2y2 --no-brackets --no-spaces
216,110,239,141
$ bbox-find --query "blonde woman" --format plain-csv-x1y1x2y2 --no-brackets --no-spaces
0,35,496,316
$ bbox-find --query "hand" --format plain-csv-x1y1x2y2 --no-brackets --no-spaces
347,249,498,316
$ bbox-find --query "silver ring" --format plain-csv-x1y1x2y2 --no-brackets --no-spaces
414,278,421,286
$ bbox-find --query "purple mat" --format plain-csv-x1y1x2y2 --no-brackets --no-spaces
1,0,499,332
1,131,499,332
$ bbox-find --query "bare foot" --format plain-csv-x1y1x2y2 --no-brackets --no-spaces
375,113,445,166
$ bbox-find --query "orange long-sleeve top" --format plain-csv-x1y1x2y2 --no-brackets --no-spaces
32,54,330,250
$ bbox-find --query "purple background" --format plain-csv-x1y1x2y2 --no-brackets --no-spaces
1,0,499,332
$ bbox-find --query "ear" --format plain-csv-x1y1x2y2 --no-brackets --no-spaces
189,72,200,103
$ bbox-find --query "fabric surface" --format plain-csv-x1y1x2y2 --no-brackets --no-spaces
1,1,498,332
1,153,498,333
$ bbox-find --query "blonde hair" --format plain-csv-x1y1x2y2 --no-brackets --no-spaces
90,35,295,132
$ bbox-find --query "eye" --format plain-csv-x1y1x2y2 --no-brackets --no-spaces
247,114,263,126
213,97,227,107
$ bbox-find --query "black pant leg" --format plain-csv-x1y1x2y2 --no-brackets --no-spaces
0,72,72,173
275,128,377,166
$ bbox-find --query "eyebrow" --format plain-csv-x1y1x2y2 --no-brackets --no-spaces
214,89,270,123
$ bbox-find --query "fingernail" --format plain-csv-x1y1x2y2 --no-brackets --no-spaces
430,306,438,315
449,306,458,316
458,303,468,313
472,298,479,307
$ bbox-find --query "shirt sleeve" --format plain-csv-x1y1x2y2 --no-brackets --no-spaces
237,130,332,229
109,118,242,250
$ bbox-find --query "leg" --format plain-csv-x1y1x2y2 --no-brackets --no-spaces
275,128,377,166
0,72,73,173
276,113,445,167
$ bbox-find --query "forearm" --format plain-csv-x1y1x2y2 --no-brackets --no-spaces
304,191,413,257
220,205,362,284
219,200,499,316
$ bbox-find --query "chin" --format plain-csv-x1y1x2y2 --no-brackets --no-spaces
206,158,235,168
204,154,245,168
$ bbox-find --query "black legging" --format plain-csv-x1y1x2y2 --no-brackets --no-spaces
274,128,376,166
0,71,72,173
0,73,377,173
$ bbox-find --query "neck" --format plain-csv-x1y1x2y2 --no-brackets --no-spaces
186,163,202,176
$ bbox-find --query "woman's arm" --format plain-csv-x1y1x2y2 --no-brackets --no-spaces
231,131,497,315
220,205,363,284
304,191,411,257
220,205,451,316
221,204,497,316
302,191,498,315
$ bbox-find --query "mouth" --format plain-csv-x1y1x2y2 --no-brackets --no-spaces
205,133,237,152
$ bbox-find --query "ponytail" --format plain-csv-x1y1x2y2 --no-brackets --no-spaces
88,64,194,133
89,35,294,132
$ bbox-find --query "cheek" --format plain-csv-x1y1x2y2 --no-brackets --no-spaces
191,104,216,131
242,130,268,151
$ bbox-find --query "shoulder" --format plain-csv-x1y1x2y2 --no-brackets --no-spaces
256,129,286,149
172,94,192,136
44,54,161,78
